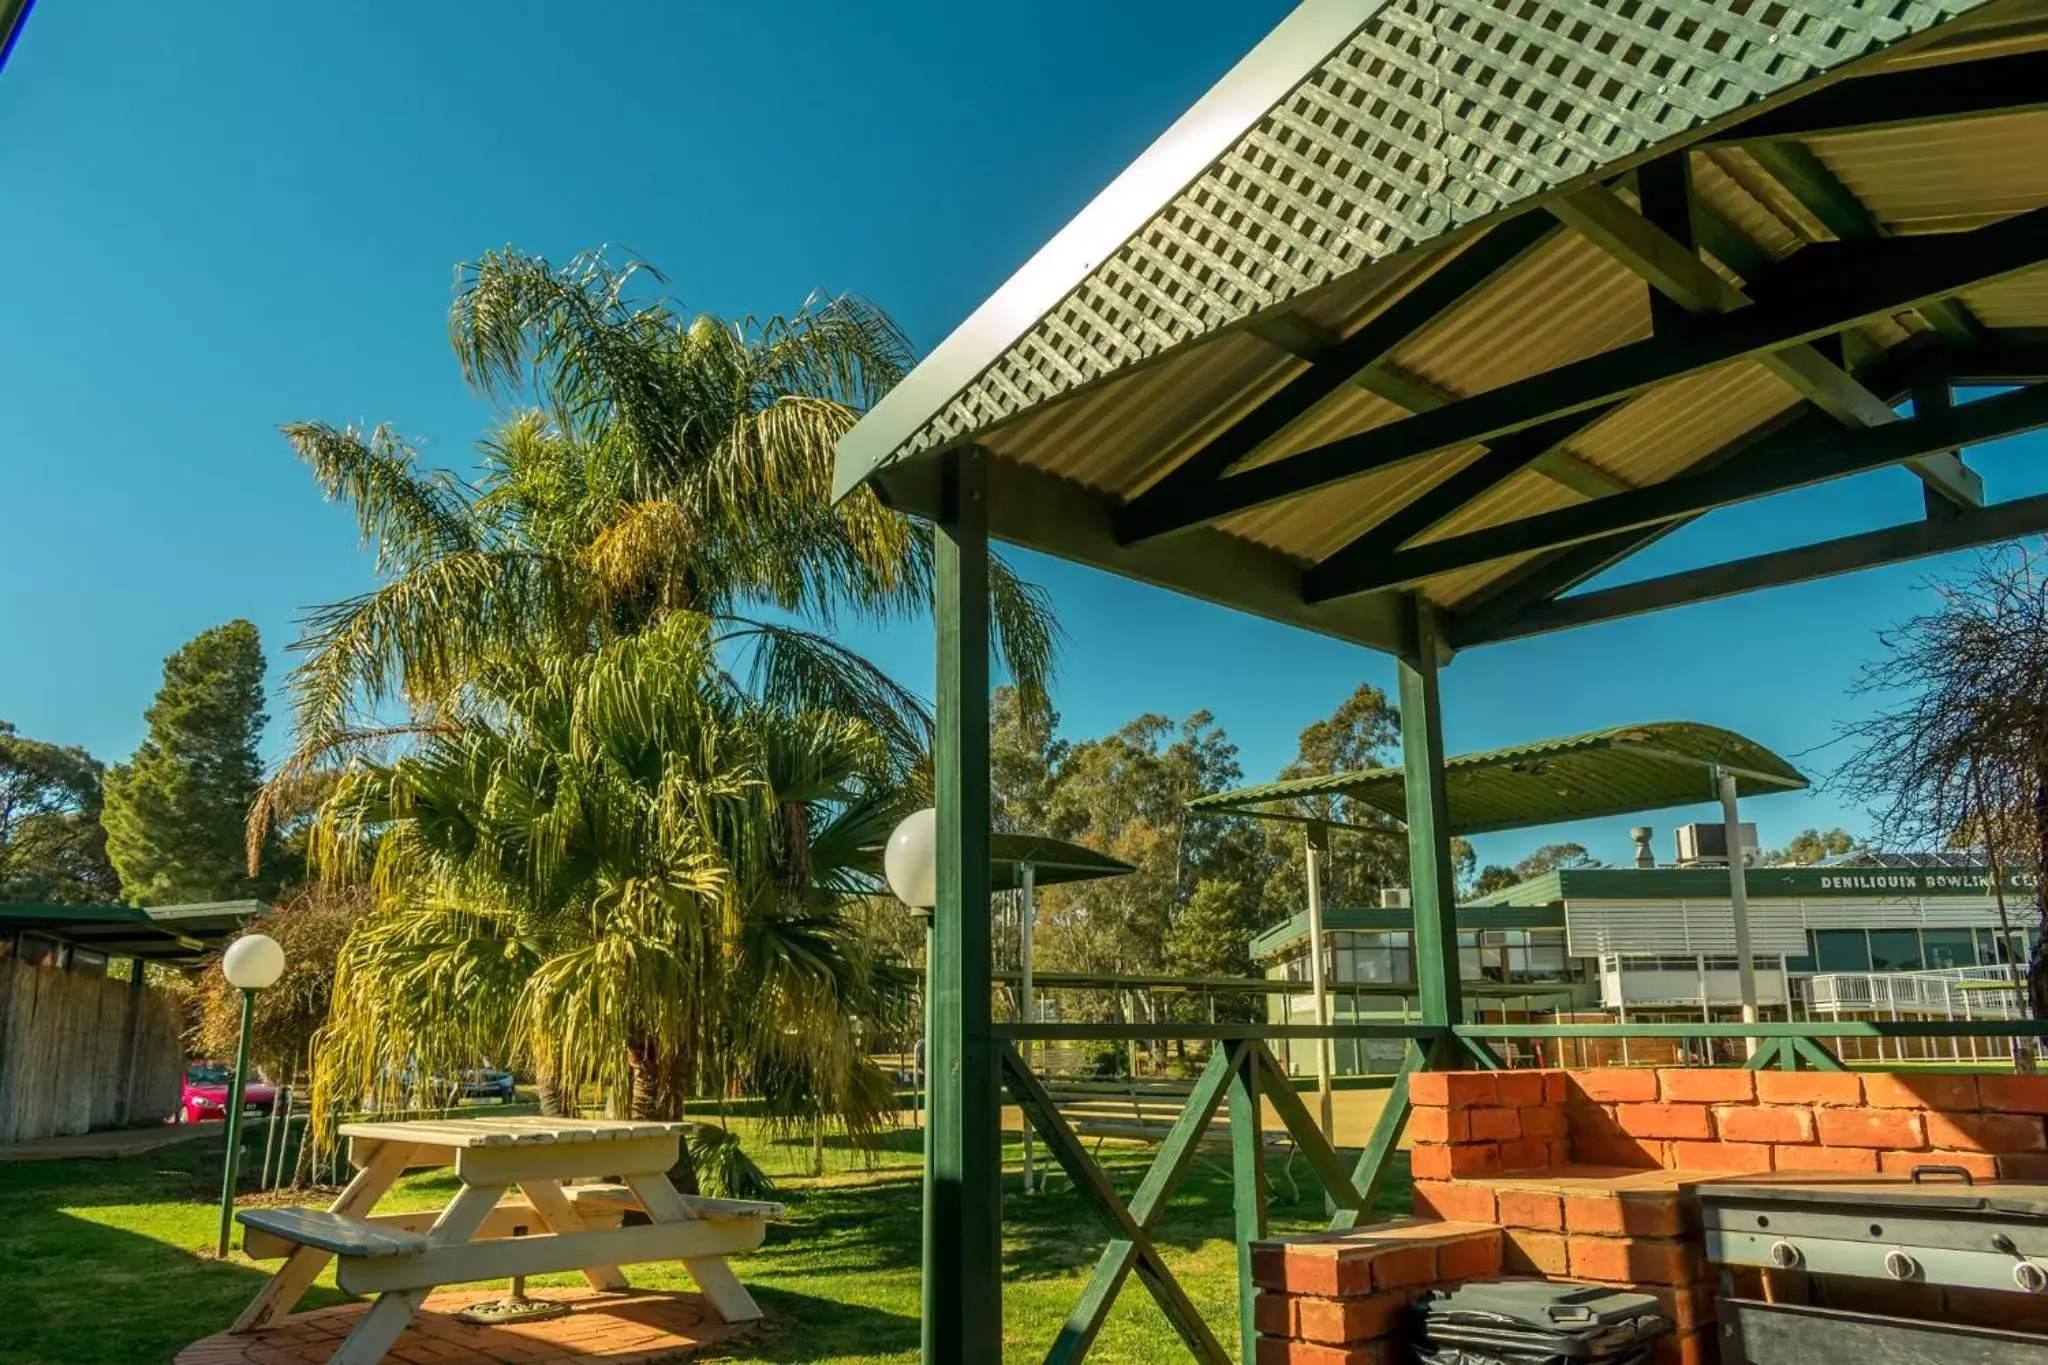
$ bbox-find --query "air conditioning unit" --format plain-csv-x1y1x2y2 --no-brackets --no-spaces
1381,887,1411,909
1675,822,1757,865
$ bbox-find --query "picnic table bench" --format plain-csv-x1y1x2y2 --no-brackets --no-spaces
1045,1075,1302,1199
229,1116,781,1365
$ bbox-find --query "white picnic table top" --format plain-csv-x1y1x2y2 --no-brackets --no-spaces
336,1115,690,1148
232,1113,764,1364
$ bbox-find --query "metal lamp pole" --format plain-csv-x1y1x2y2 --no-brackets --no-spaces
216,987,257,1257
214,933,285,1259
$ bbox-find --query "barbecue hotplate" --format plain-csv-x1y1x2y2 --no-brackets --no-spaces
1700,1169,2048,1293
1705,1173,2048,1220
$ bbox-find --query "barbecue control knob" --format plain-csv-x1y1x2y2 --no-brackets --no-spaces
1769,1240,1802,1269
2016,1261,2048,1295
1884,1250,1920,1281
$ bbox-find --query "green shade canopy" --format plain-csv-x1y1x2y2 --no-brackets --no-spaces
990,833,1135,890
833,0,2048,657
0,899,271,966
1188,721,1804,836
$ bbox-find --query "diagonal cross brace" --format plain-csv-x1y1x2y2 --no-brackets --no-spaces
1251,1040,1365,1221
1000,1043,1235,1365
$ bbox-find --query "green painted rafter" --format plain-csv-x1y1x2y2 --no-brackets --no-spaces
1306,382,2048,600
1117,214,1560,540
1703,50,2048,145
1745,138,1987,349
1117,204,2048,544
1456,489,2048,645
1547,176,1979,508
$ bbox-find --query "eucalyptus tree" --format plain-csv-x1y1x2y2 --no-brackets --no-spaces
309,615,908,1184
270,248,1058,811
1836,544,2048,1019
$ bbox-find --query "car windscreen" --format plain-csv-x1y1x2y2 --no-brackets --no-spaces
186,1063,232,1085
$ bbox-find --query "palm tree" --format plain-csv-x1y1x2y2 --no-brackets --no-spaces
309,614,910,1186
271,248,1058,807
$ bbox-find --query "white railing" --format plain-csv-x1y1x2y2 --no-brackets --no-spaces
1808,964,2026,1019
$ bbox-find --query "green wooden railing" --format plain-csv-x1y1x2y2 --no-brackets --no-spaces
993,1017,2047,1365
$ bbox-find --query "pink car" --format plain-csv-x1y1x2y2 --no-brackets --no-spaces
179,1060,276,1123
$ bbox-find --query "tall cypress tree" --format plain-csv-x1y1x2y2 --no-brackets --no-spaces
103,620,272,905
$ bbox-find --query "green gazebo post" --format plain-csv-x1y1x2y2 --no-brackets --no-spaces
928,446,1001,1363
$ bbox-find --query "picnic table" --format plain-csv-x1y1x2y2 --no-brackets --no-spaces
229,1116,779,1365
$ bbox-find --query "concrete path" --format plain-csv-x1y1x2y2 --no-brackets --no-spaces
0,1121,213,1162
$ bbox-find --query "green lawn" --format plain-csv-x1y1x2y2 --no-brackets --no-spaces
0,1121,1410,1364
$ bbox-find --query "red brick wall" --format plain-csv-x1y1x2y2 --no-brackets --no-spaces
1411,1068,2048,1179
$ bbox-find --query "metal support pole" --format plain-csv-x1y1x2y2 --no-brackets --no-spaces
1398,598,1463,1029
216,988,255,1258
1019,861,1036,1195
1716,767,1760,1057
1304,822,1335,1156
926,447,998,1364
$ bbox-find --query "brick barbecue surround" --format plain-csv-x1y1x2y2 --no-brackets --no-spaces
1251,1068,2048,1364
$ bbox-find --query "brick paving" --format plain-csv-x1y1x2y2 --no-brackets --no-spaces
174,1290,752,1365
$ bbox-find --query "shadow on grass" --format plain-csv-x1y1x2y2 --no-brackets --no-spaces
1,1207,347,1365
0,1141,353,1364
704,1287,922,1363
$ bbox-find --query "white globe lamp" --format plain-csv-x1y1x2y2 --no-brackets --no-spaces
885,807,939,910
221,933,286,990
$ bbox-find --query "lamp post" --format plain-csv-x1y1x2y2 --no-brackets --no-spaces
886,806,939,1135
216,932,285,1257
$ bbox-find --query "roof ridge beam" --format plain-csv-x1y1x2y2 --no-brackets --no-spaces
1553,175,1979,508
1116,203,2048,544
1746,139,1987,349
1459,489,2048,647
1701,50,2048,145
1302,409,1618,600
1116,214,1558,527
1303,380,2048,601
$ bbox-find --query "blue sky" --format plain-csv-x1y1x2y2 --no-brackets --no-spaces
3,0,2043,873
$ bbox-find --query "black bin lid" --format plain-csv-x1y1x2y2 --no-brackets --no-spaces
1413,1279,1670,1354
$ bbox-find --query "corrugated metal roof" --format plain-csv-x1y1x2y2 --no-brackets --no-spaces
836,0,2048,656
1187,722,1805,835
1814,110,2048,232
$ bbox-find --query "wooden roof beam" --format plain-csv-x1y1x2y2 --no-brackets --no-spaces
1701,50,2048,145
1745,139,1989,349
1458,490,2048,646
1303,380,2048,602
1117,213,1558,528
1301,409,1618,602
1554,172,1980,510
1114,203,2048,545
1441,331,2048,640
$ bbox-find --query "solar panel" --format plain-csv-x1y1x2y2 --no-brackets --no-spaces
1814,850,1985,869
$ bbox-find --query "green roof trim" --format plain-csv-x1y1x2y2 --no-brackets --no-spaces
834,0,1990,505
0,899,271,965
1189,721,1804,835
1472,864,2036,905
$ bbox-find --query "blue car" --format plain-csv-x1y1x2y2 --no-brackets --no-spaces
454,1066,518,1103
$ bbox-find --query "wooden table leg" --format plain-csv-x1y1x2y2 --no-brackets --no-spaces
329,1181,507,1365
232,1140,416,1332
624,1173,761,1323
519,1179,628,1291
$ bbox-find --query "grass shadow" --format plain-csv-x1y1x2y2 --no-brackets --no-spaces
699,1287,921,1363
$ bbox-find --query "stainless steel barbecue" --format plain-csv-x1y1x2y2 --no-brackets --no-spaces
1700,1169,2048,1363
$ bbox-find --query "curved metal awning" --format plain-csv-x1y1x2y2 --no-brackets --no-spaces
837,0,2048,655
989,832,1135,889
1187,721,1805,835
